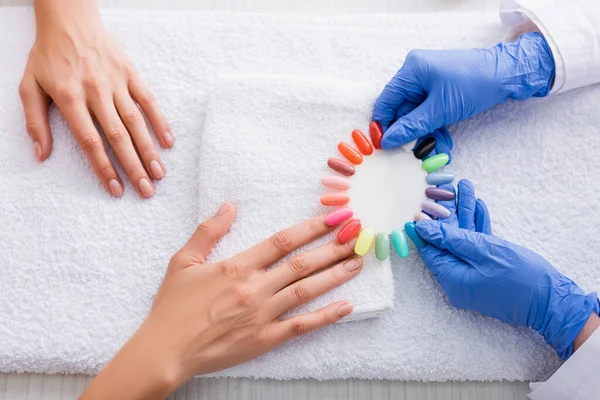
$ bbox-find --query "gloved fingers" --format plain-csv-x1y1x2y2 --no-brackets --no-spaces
373,76,409,132
429,127,453,162
457,179,477,231
380,97,443,150
474,198,492,235
415,219,498,265
431,183,458,225
419,243,470,288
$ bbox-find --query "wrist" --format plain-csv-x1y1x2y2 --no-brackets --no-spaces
574,307,600,352
81,320,182,400
34,0,101,34
495,32,556,100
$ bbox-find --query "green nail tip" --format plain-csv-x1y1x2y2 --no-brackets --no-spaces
422,153,449,173
375,232,390,261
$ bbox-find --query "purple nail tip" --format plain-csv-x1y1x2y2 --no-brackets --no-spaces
425,187,455,201
421,201,451,219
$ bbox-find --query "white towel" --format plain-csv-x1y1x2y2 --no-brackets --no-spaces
198,74,393,323
2,7,592,381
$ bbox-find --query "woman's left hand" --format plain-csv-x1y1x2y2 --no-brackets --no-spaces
81,203,361,399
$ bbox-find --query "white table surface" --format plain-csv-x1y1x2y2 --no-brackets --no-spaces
0,0,531,399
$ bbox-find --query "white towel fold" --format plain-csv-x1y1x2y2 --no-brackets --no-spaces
3,7,591,381
198,74,393,323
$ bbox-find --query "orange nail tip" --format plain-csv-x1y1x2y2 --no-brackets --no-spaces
320,192,350,206
352,129,373,155
338,142,363,165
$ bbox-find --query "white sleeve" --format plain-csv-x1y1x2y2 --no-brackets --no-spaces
500,0,600,94
527,327,600,399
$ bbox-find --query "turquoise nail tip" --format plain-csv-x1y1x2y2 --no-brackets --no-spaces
404,222,427,249
391,229,409,258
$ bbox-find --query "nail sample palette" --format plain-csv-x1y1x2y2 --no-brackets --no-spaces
320,122,453,260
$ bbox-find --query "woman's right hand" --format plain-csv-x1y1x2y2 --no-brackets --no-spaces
81,203,361,400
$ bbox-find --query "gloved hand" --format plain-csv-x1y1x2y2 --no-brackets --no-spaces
416,180,599,359
373,32,556,150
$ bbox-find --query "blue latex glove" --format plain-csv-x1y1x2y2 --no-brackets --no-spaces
373,32,556,150
416,180,599,359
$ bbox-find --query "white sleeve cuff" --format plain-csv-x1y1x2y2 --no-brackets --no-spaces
500,0,600,94
528,326,600,400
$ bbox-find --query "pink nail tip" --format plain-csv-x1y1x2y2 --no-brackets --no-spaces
321,175,351,190
414,212,432,221
325,207,354,226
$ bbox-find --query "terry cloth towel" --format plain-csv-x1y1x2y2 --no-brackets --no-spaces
3,6,596,381
197,74,393,323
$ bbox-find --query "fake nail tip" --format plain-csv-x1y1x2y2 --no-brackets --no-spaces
404,222,427,249
321,175,351,190
391,229,409,258
421,201,451,219
425,187,455,201
375,232,390,261
325,207,353,226
414,212,432,222
422,153,449,173
352,129,373,155
369,121,383,149
337,219,362,243
328,158,355,176
338,142,363,165
354,228,375,256
320,192,350,206
413,137,437,159
426,172,455,185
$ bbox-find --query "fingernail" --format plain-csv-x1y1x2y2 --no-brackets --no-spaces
344,257,362,272
325,207,353,226
337,302,353,316
421,201,451,219
216,202,232,216
150,160,165,179
33,141,42,161
109,179,123,197
139,178,154,197
164,131,175,147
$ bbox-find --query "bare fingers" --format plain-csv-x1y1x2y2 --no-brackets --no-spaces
266,301,353,345
266,257,362,319
19,74,52,161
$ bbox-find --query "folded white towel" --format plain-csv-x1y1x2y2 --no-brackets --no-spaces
198,73,393,323
2,7,589,381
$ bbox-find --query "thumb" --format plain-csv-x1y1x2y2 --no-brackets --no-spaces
380,97,443,150
19,75,52,161
172,202,236,269
415,220,498,265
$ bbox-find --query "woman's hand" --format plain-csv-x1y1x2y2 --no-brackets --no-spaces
415,180,599,359
20,0,173,198
80,203,361,399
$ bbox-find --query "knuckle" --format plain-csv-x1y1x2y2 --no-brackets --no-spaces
170,250,205,269
289,255,309,275
138,142,158,160
82,77,103,96
307,218,322,236
125,163,147,178
98,164,116,179
270,231,293,253
137,92,157,109
105,124,128,144
234,285,254,306
79,132,102,152
56,82,81,104
121,108,143,125
18,81,29,100
291,321,305,336
25,120,41,136
291,283,310,302
220,260,244,278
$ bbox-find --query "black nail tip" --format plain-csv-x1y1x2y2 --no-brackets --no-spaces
413,137,437,159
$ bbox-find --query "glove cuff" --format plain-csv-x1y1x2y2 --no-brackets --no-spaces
495,32,556,101
542,290,600,359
